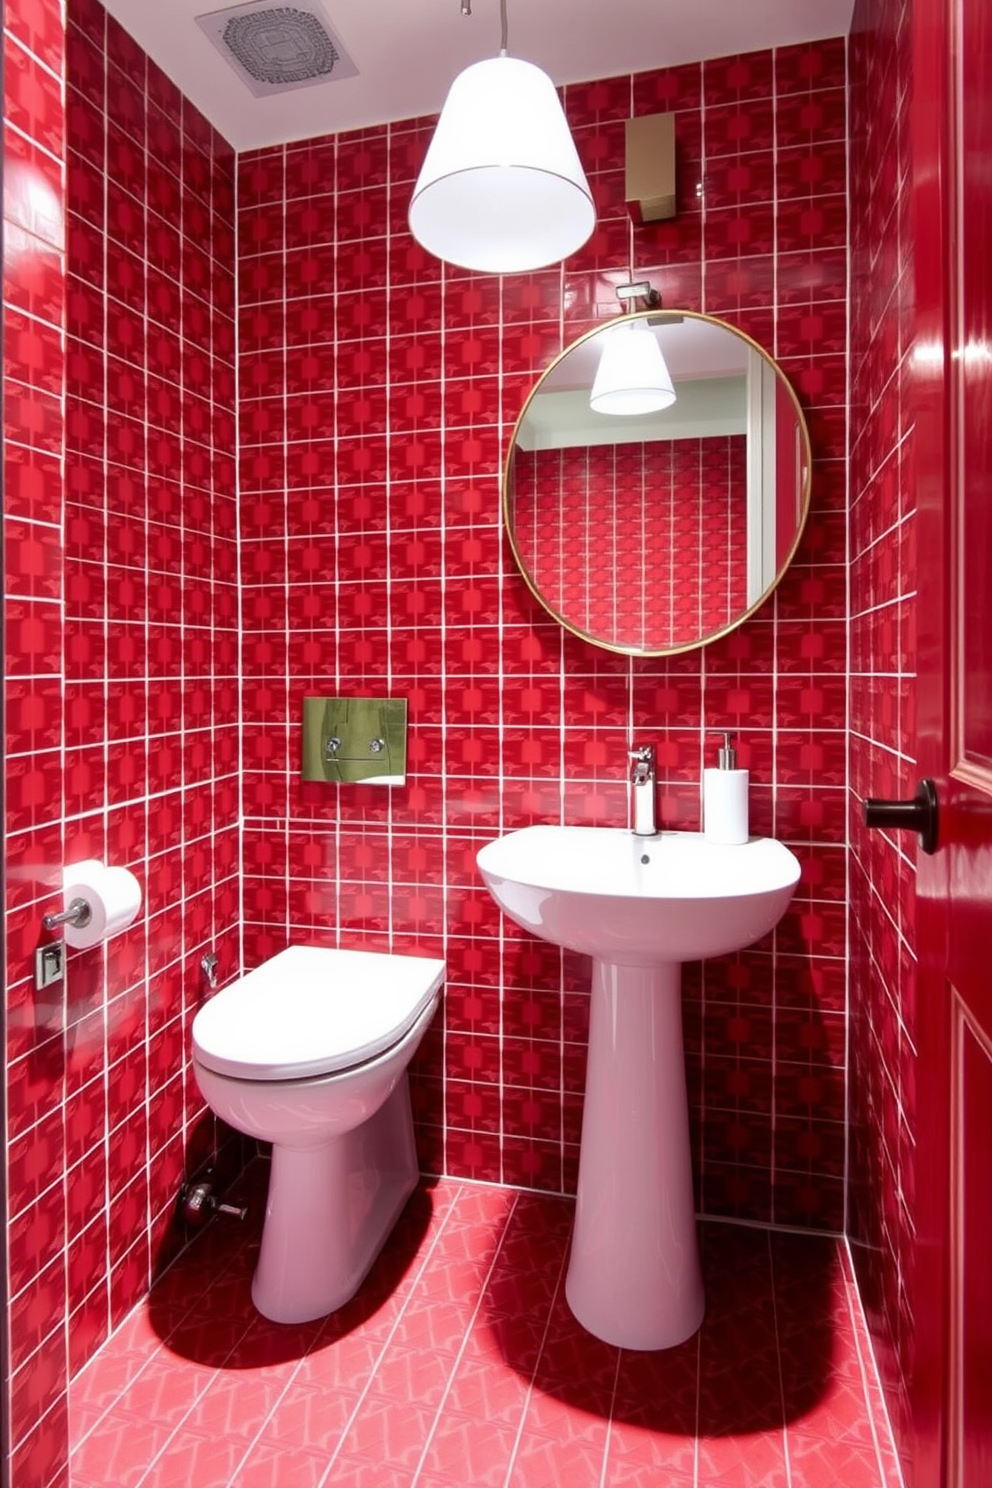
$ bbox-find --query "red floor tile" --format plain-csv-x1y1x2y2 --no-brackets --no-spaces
418,1410,521,1486
141,1427,251,1488
696,1429,789,1487
71,1410,175,1488
366,1344,456,1408
335,1393,436,1471
443,1348,532,1424
507,1426,609,1487
250,1381,358,1458
178,1370,290,1444
606,1417,698,1481
230,1441,329,1488
789,1434,888,1488
67,1174,900,1488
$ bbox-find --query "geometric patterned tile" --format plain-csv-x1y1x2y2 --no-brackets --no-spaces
69,1178,899,1488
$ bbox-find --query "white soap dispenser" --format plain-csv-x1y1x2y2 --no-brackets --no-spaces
703,732,749,845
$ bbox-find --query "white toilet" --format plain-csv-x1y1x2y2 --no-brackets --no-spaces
191,945,445,1325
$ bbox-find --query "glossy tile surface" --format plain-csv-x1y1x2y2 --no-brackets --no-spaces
4,3,241,1477
70,1172,902,1488
236,36,850,1231
512,435,748,650
847,0,916,1472
3,4,70,1483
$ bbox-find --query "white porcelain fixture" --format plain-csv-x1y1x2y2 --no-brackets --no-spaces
477,826,800,1349
191,946,444,1325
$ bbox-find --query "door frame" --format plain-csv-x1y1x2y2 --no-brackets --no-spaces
911,0,967,1482
0,97,11,1488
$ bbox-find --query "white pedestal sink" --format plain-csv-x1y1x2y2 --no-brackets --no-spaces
476,825,800,1351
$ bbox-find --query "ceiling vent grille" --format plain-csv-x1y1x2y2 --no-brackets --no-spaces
196,0,358,97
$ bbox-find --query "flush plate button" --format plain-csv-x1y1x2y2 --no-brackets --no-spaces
302,697,407,786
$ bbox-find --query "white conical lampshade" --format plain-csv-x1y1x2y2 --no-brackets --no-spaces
408,55,595,274
589,320,677,416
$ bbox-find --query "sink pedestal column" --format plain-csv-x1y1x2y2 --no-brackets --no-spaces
565,959,704,1350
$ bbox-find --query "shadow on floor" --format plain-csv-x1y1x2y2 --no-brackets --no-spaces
479,1193,842,1436
147,1161,439,1370
147,1167,841,1437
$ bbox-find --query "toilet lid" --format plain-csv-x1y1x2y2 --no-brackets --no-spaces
191,946,445,1081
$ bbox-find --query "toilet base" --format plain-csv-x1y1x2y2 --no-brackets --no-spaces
252,1074,419,1324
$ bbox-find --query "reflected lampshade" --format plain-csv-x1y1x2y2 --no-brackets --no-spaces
408,55,595,275
589,319,677,416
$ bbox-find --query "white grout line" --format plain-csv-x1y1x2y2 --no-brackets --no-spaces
691,1308,702,1488
841,1237,907,1488
322,1183,520,1488
495,1204,573,1488
768,1230,795,1488
233,135,246,984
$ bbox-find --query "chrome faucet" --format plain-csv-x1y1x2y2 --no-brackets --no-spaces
628,744,657,837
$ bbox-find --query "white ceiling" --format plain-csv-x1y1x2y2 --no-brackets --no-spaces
101,0,855,153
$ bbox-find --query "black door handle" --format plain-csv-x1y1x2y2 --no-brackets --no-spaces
863,778,939,855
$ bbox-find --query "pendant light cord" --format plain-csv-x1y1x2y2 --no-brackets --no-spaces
499,0,508,55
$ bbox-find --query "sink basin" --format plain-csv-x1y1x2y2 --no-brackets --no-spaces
476,825,801,1352
476,825,801,964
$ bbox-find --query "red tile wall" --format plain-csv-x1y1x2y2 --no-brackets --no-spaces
236,40,850,1230
512,436,747,650
3,2,70,1481
3,0,239,1480
8,13,909,1482
848,0,917,1476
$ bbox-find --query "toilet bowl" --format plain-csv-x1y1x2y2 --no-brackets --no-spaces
191,945,445,1324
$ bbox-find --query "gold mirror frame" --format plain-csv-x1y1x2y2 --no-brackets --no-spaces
502,309,813,657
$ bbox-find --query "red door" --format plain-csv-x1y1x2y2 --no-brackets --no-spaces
913,0,992,1483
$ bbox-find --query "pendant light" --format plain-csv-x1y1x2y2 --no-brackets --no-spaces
408,0,595,275
589,283,677,416
589,319,677,415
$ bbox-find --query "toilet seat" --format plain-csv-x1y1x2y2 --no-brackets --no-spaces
192,946,445,1082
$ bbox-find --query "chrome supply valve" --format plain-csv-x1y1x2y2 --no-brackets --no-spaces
180,1178,248,1227
628,744,657,837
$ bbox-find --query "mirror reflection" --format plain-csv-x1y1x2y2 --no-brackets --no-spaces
504,310,812,656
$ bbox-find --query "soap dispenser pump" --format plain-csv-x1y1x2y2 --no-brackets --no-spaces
703,732,749,845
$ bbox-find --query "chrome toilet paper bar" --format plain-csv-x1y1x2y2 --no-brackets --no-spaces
42,897,92,932
41,860,143,948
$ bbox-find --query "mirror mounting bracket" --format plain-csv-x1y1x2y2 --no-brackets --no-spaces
615,280,661,309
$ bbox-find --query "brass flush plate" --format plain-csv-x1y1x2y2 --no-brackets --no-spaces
302,697,407,785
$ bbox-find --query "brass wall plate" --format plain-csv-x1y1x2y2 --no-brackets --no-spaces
302,697,408,785
625,113,676,223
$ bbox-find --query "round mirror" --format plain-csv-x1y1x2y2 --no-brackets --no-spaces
503,310,812,656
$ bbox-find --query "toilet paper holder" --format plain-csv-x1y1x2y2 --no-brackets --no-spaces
43,898,92,932
41,860,143,948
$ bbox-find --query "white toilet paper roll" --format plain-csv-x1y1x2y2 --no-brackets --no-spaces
63,860,142,949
